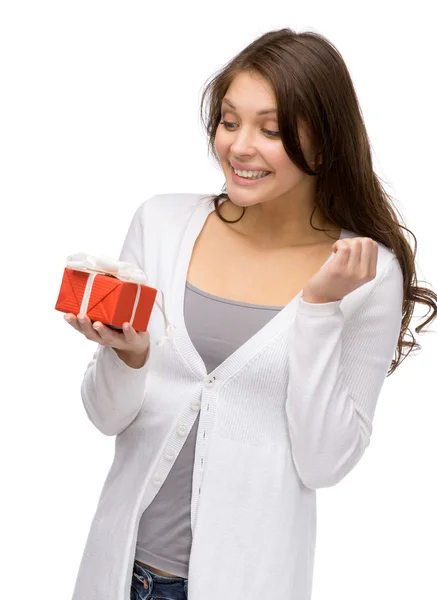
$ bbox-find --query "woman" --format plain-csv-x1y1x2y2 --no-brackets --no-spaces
65,28,436,600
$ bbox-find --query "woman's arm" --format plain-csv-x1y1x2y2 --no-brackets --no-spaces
80,201,153,436
81,344,150,436
286,256,404,489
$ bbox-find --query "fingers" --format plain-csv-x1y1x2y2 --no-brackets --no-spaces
93,321,135,345
64,313,150,354
331,239,352,271
92,320,129,347
65,313,103,342
119,322,137,344
64,313,82,332
333,238,377,281
346,238,362,272
348,238,377,280
117,323,151,354
359,238,378,279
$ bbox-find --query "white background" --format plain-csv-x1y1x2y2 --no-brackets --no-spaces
1,1,436,598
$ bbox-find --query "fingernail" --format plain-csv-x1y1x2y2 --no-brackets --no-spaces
64,314,72,323
78,316,85,323
122,323,129,332
93,322,101,330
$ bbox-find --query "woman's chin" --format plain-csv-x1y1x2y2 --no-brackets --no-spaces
226,191,263,207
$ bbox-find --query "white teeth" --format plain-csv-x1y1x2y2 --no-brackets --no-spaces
233,167,270,179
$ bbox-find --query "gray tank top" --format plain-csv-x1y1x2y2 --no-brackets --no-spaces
135,282,284,577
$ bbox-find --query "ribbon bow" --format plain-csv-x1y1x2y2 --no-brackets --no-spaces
66,252,148,285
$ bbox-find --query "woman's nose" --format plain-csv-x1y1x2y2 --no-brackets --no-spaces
230,130,257,155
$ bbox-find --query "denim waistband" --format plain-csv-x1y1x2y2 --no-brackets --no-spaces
133,560,186,583
132,560,188,599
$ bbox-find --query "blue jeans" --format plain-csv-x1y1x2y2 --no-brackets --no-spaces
131,560,188,600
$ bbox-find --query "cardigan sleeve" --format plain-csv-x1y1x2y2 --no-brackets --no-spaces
80,201,152,436
285,256,404,489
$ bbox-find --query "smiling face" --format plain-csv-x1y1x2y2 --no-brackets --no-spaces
214,71,318,212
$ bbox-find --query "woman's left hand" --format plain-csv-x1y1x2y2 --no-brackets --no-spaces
301,237,379,303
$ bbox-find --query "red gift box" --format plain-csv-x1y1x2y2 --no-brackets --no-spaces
55,254,157,333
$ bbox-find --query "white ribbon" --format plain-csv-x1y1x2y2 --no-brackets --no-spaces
66,252,148,284
66,252,148,326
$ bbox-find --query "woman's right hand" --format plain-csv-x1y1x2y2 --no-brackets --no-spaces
64,313,151,358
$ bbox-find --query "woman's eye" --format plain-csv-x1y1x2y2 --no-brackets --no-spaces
219,120,280,138
220,120,237,130
264,129,281,138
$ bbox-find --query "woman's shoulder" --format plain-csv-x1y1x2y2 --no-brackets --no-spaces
138,192,213,217
131,193,214,245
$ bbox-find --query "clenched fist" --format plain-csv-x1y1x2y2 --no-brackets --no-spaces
302,237,379,304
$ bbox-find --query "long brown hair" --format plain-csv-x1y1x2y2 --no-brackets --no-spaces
199,27,436,376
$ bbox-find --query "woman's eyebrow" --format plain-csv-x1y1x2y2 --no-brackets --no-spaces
222,97,277,116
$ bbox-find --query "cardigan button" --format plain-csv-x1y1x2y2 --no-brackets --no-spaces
165,450,175,460
151,474,162,486
177,424,188,436
190,401,201,411
203,376,216,388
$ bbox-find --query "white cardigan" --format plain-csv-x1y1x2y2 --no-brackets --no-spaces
71,193,404,600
